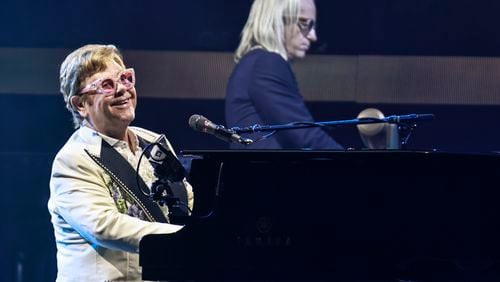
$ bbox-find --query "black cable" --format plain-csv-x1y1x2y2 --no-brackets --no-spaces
250,121,329,144
250,130,277,143
292,121,323,127
157,197,193,214
135,142,156,197
357,117,385,122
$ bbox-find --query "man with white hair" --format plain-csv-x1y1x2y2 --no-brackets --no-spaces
48,44,193,281
225,0,343,149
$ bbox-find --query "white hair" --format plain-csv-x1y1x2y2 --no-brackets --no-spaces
235,0,301,62
59,44,125,128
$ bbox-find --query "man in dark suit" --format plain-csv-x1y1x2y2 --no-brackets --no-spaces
225,0,343,149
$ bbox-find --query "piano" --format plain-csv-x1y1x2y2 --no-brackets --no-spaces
140,150,500,281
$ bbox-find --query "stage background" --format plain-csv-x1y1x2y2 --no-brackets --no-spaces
1,0,499,280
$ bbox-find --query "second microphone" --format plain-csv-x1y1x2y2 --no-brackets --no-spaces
188,114,253,145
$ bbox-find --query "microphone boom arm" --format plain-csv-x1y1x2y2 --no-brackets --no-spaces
230,114,435,134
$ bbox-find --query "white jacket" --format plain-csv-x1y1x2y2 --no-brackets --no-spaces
48,126,193,282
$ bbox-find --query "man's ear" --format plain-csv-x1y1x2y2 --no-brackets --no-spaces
70,96,87,117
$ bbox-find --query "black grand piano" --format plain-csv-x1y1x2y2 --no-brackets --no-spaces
140,150,500,281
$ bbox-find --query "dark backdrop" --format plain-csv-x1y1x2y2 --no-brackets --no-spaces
1,1,500,281
2,0,500,56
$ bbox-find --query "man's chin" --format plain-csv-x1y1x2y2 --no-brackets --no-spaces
111,107,135,118
289,52,307,61
113,113,135,126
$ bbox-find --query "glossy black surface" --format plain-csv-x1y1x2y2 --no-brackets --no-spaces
141,150,500,281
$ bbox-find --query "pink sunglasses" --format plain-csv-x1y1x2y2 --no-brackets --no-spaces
79,68,135,95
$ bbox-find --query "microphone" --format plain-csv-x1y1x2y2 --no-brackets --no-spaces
188,114,253,145
147,135,188,214
148,135,185,183
385,113,435,123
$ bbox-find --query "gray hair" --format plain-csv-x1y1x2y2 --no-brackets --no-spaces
235,0,301,62
59,44,125,128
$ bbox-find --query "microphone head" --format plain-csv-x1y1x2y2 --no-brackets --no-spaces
148,135,186,182
188,114,253,145
188,114,206,131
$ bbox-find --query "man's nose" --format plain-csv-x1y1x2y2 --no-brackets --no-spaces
115,83,127,95
307,28,317,42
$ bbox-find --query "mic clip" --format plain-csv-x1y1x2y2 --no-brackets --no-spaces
227,128,253,145
238,137,254,145
150,178,180,207
147,135,189,215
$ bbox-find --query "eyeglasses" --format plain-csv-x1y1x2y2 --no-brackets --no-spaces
297,17,316,36
79,68,135,95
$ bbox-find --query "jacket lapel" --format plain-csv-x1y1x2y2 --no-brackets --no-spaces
86,139,169,223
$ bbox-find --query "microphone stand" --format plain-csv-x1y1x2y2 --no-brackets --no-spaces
230,113,435,148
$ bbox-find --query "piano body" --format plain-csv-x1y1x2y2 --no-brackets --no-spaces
140,150,500,281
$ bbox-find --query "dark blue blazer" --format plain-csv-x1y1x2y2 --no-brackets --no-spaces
225,49,343,150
